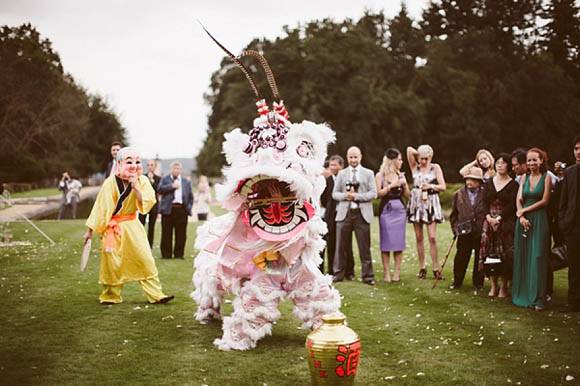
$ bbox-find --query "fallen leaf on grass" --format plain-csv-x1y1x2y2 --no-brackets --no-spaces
161,315,174,321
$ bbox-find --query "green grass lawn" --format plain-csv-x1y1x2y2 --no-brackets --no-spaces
11,188,60,199
0,219,578,385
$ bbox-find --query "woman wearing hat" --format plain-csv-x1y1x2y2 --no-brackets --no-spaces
479,153,519,298
375,148,410,282
448,166,487,290
406,145,446,280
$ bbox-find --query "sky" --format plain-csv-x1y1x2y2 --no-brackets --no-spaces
2,0,430,160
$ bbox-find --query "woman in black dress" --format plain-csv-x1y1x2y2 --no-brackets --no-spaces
479,153,519,298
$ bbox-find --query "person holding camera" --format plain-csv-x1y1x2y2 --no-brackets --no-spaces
57,171,71,220
448,167,486,291
332,146,377,285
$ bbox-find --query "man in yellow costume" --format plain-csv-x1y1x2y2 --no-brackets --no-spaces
83,147,174,304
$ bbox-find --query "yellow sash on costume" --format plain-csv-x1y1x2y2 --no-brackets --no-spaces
253,250,279,270
104,213,137,252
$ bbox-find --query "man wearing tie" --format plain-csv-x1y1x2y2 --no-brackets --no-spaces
159,161,194,259
332,146,377,285
139,159,161,247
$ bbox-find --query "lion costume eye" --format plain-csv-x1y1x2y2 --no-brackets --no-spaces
296,141,314,159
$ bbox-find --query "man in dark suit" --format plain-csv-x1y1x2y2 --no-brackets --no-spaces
320,155,352,276
158,161,194,259
448,167,486,290
332,146,377,285
139,159,161,247
105,141,122,177
558,135,580,312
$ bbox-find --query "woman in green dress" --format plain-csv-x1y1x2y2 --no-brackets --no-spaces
513,148,552,311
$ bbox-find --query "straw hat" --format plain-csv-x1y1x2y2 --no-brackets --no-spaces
464,166,484,180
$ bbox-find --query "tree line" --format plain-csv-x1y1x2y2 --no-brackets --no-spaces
196,0,580,181
0,23,127,183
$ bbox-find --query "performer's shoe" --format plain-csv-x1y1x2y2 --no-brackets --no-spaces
156,295,175,304
346,274,355,281
559,304,580,313
364,280,376,286
433,270,445,280
332,277,343,283
448,284,461,290
100,301,117,305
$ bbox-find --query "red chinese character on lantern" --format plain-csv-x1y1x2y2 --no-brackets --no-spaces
335,341,361,377
313,360,321,368
319,370,327,378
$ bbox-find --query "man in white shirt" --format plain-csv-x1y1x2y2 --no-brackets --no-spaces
158,161,194,259
332,146,377,285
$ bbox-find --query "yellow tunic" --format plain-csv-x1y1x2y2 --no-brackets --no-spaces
86,175,158,286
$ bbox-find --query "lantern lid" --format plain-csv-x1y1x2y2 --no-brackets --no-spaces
322,312,346,325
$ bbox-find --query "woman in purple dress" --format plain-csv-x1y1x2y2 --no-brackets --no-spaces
375,149,410,282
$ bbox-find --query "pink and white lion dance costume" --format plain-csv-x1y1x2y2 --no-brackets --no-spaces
191,30,341,351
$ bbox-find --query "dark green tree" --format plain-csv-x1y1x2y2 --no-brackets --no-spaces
0,24,127,182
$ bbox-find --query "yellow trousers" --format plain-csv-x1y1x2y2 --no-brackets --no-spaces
99,277,167,304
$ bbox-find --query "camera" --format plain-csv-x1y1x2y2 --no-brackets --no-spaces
345,181,359,192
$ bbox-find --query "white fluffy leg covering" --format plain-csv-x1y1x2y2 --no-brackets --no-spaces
191,250,223,323
288,270,341,330
214,276,285,351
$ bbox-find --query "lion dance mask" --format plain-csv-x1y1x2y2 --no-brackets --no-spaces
190,28,341,351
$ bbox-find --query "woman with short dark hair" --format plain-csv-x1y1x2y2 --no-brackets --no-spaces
479,153,518,298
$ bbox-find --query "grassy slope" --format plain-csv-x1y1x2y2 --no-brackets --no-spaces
10,188,60,199
0,219,578,386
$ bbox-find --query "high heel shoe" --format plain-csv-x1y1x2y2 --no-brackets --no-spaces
433,270,444,280
417,268,427,280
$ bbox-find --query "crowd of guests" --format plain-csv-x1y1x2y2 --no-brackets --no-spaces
319,136,580,313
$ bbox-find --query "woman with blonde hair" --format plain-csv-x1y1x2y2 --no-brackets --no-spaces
460,149,496,181
406,145,446,280
375,148,410,282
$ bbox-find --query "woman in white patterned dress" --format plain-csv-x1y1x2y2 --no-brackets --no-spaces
406,145,446,280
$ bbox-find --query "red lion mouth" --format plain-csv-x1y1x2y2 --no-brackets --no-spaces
237,175,314,241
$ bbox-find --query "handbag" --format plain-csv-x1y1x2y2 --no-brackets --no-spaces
550,244,568,271
483,253,504,276
455,220,473,236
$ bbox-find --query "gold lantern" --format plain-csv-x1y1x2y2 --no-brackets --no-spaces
305,312,360,385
